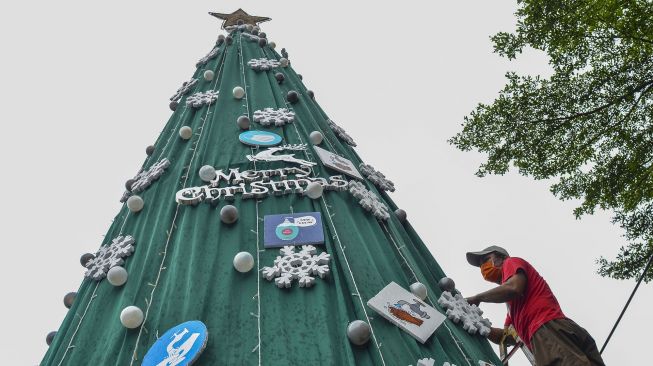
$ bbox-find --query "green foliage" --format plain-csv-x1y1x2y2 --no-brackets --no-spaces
450,0,653,281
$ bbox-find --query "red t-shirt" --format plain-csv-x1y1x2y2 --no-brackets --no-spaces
502,257,565,347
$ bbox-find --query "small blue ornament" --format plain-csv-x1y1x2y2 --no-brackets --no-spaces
239,130,282,147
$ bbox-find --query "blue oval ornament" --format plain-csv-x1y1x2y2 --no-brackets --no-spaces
239,130,282,147
142,320,208,366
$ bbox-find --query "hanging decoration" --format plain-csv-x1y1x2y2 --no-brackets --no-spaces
63,292,76,309
220,204,239,224
367,282,446,344
238,130,282,147
142,321,209,366
305,181,323,199
286,90,299,103
281,48,289,59
394,208,407,223
233,252,255,273
203,70,214,81
179,126,193,140
252,107,295,127
359,163,396,192
409,282,428,301
237,115,251,130
186,90,219,108
169,101,178,111
326,119,357,147
146,145,155,156
348,181,390,220
199,165,217,182
437,291,492,337
120,158,171,202
247,58,280,71
309,131,323,145
275,72,284,84
438,277,456,292
279,58,289,67
263,212,325,248
84,235,136,281
46,331,56,346
120,306,144,329
196,46,220,67
126,195,144,213
262,245,331,288
233,86,245,99
107,266,128,286
346,320,372,346
170,78,198,102
246,144,316,167
313,146,363,179
80,253,95,267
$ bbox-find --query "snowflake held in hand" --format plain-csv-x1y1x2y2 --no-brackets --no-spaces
247,58,280,71
84,235,136,281
327,119,356,147
262,245,331,289
359,163,395,192
348,181,390,221
253,108,295,127
170,78,198,102
437,291,492,337
186,90,219,108
121,158,171,202
197,46,220,67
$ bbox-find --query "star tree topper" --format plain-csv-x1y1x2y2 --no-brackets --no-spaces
209,9,271,29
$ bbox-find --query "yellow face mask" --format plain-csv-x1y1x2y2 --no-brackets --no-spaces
480,259,502,283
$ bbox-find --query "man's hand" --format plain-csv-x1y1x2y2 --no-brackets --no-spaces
465,295,481,306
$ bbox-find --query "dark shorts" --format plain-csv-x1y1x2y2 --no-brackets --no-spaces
530,318,606,366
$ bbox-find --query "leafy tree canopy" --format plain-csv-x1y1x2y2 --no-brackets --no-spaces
450,0,653,281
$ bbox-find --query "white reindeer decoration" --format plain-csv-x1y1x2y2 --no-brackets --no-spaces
246,144,316,167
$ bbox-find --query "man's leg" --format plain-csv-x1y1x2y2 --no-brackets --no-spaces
530,318,605,366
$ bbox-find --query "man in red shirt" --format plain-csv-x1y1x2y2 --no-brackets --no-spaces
464,245,605,366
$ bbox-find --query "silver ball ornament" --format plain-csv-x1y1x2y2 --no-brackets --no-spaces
307,90,315,99
237,115,250,130
269,41,276,49
80,253,95,267
199,165,217,182
275,72,285,84
217,35,225,44
347,320,371,346
169,101,178,111
286,90,299,104
395,208,407,223
438,277,456,292
309,131,323,145
46,331,57,346
409,282,428,301
120,306,144,329
63,292,76,309
127,195,144,213
179,126,192,140
305,181,324,199
259,32,267,39
279,58,289,67
233,86,245,99
220,205,239,224
203,70,214,81
233,252,255,273
258,38,267,47
226,36,233,45
107,266,128,286
145,145,155,156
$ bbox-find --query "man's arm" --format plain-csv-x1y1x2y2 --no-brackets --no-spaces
466,271,527,305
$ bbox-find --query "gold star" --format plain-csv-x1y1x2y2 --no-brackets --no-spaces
209,9,271,29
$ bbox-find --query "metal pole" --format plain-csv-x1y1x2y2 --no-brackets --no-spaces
600,251,653,354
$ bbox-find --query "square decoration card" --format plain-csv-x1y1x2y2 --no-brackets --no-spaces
263,212,325,248
313,146,363,180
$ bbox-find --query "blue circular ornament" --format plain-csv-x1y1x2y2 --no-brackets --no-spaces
239,130,282,147
142,320,208,366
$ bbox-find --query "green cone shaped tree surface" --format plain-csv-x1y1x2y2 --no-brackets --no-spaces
41,16,502,366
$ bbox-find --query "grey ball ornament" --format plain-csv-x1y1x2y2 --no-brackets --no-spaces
46,331,57,346
125,179,135,191
120,306,144,329
307,90,315,99
347,320,371,346
233,252,255,273
226,36,233,45
217,35,225,45
252,28,259,35
169,100,178,111
220,205,239,224
203,70,214,81
107,266,128,286
269,41,276,49
259,32,267,39
237,115,251,130
126,195,144,213
63,292,76,309
80,253,95,267
199,165,217,182
145,145,155,156
438,277,456,292
275,72,285,84
179,126,193,140
286,90,299,104
395,208,407,223
258,38,268,47
409,282,428,301
309,131,323,145
305,181,324,199
233,86,245,99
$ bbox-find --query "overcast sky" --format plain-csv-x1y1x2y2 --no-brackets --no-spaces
1,1,650,365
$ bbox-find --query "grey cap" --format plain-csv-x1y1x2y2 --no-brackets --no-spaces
466,245,510,267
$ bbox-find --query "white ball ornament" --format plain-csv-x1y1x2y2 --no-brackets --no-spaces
347,320,371,346
233,252,255,273
279,58,289,67
305,181,324,199
107,266,128,286
220,205,239,224
120,306,144,329
309,131,323,145
203,70,214,81
269,41,276,49
233,86,245,99
179,126,192,140
409,282,428,301
126,195,144,213
199,165,217,182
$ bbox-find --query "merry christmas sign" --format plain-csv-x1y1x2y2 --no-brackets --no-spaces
264,212,325,248
367,282,445,343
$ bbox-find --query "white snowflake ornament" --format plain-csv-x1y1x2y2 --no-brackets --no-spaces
437,291,492,337
247,58,280,71
262,245,331,289
253,108,295,127
196,46,220,67
359,163,396,192
121,158,171,202
186,90,219,108
84,235,136,281
170,78,198,102
348,181,390,220
327,119,357,147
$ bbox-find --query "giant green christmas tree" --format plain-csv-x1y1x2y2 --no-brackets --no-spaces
41,9,502,366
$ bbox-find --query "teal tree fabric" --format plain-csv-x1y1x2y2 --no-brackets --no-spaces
41,26,502,366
